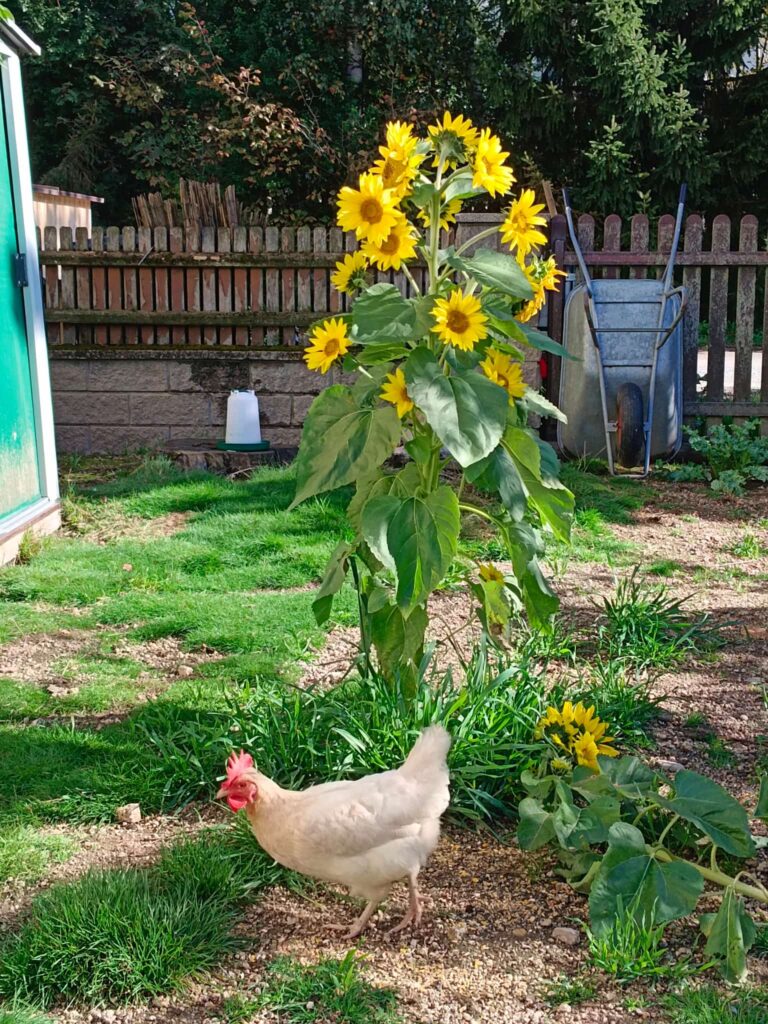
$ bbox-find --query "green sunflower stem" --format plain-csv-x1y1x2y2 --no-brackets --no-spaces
653,847,768,903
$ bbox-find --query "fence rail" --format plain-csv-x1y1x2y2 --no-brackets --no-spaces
39,211,768,422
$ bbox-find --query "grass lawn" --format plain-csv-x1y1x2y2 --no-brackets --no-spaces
0,455,766,1023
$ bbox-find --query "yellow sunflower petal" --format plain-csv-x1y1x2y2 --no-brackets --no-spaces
380,367,414,418
431,288,488,351
331,251,369,295
303,317,350,374
337,173,399,244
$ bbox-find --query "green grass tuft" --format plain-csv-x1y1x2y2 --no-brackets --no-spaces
587,905,694,983
0,826,295,1007
0,825,76,884
662,985,768,1024
256,951,404,1024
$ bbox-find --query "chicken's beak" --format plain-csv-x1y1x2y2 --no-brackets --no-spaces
215,782,229,800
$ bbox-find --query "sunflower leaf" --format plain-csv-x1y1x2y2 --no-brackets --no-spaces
404,347,508,467
312,542,353,625
651,770,756,859
291,386,401,507
352,283,420,343
448,250,534,300
517,797,556,851
700,887,756,984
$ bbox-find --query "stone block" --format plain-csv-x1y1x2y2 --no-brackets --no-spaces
169,360,249,394
169,426,220,441
55,425,91,453
88,360,168,392
291,394,316,425
130,393,211,426
259,395,292,427
90,425,169,453
50,359,89,391
265,427,301,447
54,392,130,425
250,359,324,395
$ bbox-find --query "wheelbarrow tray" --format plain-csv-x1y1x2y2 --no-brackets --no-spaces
556,278,683,464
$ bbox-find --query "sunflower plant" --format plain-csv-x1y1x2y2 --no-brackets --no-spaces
291,113,574,687
520,702,768,983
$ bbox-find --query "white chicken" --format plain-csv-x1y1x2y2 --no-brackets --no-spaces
216,726,451,937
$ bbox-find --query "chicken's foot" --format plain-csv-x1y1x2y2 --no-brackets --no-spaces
385,874,423,938
337,898,380,940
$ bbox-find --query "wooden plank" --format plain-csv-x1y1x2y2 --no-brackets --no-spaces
629,215,649,280
46,309,336,326
201,225,217,346
264,226,280,345
681,215,703,405
312,226,327,327
734,215,758,401
59,227,76,345
544,214,567,418
602,214,621,280
91,227,107,346
43,226,60,345
232,226,247,346
656,215,674,281
296,226,311,346
153,227,170,345
343,230,357,314
169,227,186,346
280,226,296,344
762,265,768,402
218,227,233,345
328,228,343,314
106,226,122,345
122,227,138,344
686,401,768,417
138,226,154,344
186,226,201,346
75,226,92,345
249,227,264,345
706,215,730,401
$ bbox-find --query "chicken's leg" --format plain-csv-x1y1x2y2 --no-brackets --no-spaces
385,873,423,938
341,898,380,940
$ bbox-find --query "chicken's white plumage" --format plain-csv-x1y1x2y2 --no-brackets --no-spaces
240,725,451,936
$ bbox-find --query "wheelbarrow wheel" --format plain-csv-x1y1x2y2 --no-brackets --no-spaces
615,383,644,468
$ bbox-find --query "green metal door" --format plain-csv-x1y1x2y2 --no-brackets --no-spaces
0,76,39,519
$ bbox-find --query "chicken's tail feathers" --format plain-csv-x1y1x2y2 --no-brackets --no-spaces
400,725,451,779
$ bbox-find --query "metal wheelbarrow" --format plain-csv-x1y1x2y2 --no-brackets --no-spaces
556,185,688,476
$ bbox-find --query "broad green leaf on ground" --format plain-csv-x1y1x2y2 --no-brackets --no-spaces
589,823,704,934
701,887,756,984
312,541,353,625
405,347,508,467
465,443,527,521
369,601,427,679
598,756,658,799
448,250,533,300
653,770,756,859
361,486,460,608
517,797,556,850
520,770,554,800
554,797,619,849
351,283,420,343
504,427,574,542
291,387,401,507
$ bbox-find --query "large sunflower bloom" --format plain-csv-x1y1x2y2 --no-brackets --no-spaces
432,289,488,351
303,318,350,374
500,189,547,258
331,251,369,296
472,129,515,197
337,173,399,244
480,349,527,402
371,121,424,198
380,367,414,418
362,213,418,271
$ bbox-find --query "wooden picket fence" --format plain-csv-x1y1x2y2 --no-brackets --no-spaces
38,211,768,421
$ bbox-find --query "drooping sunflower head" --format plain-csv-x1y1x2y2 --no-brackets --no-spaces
431,288,488,352
478,562,505,584
471,129,515,198
428,112,479,168
362,213,419,271
480,348,527,403
535,700,618,771
337,173,400,244
418,197,463,232
500,189,547,258
380,367,414,419
331,251,369,296
303,317,350,374
516,252,565,324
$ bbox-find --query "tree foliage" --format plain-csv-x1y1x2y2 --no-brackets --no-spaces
15,0,768,220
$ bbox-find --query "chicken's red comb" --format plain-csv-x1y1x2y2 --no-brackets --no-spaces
225,750,254,780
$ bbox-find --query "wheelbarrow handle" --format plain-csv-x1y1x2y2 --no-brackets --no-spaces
678,183,687,206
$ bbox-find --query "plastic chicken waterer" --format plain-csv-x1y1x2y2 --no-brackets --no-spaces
216,389,271,452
